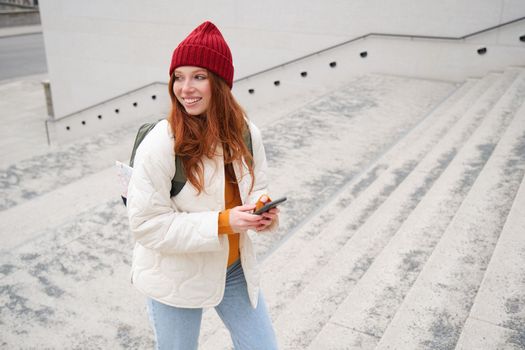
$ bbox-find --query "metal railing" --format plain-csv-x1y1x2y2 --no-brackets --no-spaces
235,16,525,82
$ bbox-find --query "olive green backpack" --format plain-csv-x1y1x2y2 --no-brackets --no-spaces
122,119,253,205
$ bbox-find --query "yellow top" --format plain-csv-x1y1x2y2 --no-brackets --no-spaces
218,164,241,266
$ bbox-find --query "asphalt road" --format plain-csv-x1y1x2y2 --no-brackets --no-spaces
0,33,47,81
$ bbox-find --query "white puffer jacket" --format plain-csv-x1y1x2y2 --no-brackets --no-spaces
127,119,277,309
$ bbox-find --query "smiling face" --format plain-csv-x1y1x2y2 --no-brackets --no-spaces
172,66,212,116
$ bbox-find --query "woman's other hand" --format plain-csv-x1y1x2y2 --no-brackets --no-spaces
255,207,279,231
229,204,262,232
254,195,279,231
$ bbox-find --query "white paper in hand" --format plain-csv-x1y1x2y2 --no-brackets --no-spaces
115,161,133,198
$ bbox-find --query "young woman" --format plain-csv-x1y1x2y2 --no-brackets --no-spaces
126,21,280,349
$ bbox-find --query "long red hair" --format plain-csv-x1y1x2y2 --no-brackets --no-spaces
167,70,254,194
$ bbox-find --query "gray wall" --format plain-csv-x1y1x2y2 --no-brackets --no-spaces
39,0,525,118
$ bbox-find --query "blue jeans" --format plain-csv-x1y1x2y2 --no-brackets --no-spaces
146,259,278,350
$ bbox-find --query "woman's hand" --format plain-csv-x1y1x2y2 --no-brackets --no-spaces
229,196,280,233
254,195,279,232
229,204,263,232
255,207,279,231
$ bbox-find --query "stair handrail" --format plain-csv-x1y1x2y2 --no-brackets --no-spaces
236,16,525,82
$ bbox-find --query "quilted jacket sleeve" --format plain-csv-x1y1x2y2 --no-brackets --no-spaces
247,122,279,234
126,126,222,254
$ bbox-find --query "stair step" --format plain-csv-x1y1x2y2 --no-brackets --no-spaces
309,69,525,348
308,322,378,350
454,164,525,349
375,81,525,350
270,68,522,349
0,167,120,253
453,318,522,350
0,121,140,212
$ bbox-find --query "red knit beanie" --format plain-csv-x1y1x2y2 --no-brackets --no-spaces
169,21,234,89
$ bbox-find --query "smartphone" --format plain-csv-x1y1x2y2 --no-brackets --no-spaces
253,197,287,215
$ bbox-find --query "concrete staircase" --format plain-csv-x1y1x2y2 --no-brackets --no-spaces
199,68,525,349
1,69,524,349
308,68,525,350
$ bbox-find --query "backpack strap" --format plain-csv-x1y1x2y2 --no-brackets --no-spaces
243,125,253,159
129,121,161,167
123,120,162,205
171,155,187,197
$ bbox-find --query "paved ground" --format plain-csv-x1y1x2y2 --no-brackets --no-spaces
0,25,46,81
0,25,49,167
0,25,42,38
0,72,50,168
